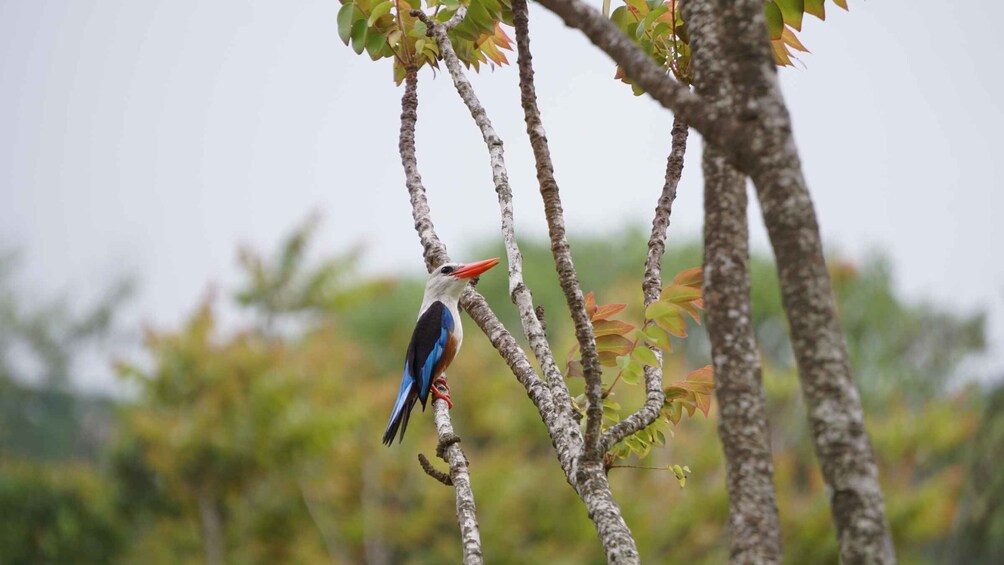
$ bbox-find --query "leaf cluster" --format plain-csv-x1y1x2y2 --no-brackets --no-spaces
565,267,713,473
336,0,514,84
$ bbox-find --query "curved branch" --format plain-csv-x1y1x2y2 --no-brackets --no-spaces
512,0,604,460
601,116,687,452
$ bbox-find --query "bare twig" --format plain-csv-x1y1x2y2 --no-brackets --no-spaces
512,0,604,460
418,453,453,486
600,115,688,452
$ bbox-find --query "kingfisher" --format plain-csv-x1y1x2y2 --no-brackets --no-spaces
382,257,501,445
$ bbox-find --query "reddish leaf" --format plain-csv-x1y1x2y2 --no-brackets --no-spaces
664,386,689,401
680,302,703,325
598,351,620,367
782,27,810,53
592,303,627,321
584,291,597,316
671,266,703,288
566,360,583,378
596,334,634,356
593,319,636,337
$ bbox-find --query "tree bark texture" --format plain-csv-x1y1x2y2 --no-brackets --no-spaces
423,11,640,561
512,0,605,460
433,396,483,565
601,116,688,453
397,67,484,562
713,2,894,562
531,0,894,560
683,1,783,562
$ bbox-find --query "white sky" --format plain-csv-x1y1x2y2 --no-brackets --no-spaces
2,0,1002,391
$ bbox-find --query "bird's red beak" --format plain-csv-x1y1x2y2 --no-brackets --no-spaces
451,257,500,279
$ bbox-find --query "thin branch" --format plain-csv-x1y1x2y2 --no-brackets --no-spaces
531,0,750,169
432,394,483,564
400,67,449,270
415,6,579,453
421,8,640,562
601,115,688,452
512,0,604,460
398,67,482,564
418,453,453,486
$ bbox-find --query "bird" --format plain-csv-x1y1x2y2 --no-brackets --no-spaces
382,257,501,445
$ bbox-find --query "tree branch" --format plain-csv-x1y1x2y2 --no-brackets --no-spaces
421,8,640,561
600,115,687,452
398,67,482,564
512,0,604,460
682,2,782,562
531,0,751,169
712,2,894,562
432,394,482,564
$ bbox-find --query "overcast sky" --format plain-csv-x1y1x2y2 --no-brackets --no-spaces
2,0,1002,391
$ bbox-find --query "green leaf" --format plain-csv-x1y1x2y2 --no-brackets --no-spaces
622,360,644,385
660,284,701,304
654,309,687,338
367,0,394,26
833,0,848,9
764,2,783,40
645,300,680,322
775,0,804,31
632,345,659,367
366,30,387,60
641,326,673,352
805,0,825,19
350,19,368,54
337,3,358,45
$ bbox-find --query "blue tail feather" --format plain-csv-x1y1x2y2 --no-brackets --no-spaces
382,370,416,445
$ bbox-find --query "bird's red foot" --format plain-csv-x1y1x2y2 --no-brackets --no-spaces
431,376,453,409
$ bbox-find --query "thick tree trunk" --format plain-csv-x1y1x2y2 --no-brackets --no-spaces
684,1,783,562
714,2,895,562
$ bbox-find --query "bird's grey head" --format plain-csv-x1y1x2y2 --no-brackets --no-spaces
424,258,501,303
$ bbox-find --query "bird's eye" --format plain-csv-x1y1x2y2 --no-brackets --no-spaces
441,266,454,275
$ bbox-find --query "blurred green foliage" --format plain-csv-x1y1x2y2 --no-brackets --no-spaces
0,223,998,563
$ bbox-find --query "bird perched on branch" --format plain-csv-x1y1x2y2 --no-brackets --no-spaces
382,257,500,445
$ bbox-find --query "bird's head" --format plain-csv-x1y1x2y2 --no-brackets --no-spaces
425,257,501,300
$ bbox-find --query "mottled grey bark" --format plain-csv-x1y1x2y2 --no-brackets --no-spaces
420,8,639,561
432,396,483,565
713,2,894,562
683,1,782,562
531,0,894,561
601,116,687,453
512,0,604,459
398,67,482,563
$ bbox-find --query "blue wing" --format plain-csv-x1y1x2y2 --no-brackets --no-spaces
382,302,455,445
